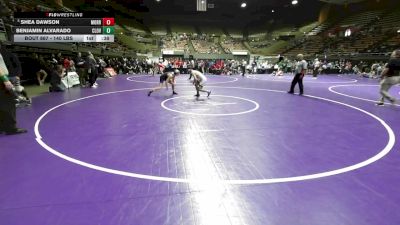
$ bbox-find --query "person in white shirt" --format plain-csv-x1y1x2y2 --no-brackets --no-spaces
313,58,321,78
182,61,188,74
241,59,247,77
189,69,211,98
145,57,153,75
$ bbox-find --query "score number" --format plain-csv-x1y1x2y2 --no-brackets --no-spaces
102,26,114,34
102,18,114,35
102,18,115,26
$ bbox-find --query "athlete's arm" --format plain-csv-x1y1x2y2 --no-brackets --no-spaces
193,73,200,83
380,68,389,79
380,63,390,79
0,57,13,90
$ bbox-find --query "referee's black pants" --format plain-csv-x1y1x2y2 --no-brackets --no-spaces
0,91,17,132
289,73,304,94
88,71,98,87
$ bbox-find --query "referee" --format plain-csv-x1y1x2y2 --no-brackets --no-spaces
376,49,400,106
0,52,27,135
288,54,308,95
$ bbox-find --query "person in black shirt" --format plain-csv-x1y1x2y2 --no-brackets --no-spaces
56,52,63,65
49,65,65,92
376,49,400,106
0,52,27,135
75,52,86,86
28,53,48,86
0,45,31,104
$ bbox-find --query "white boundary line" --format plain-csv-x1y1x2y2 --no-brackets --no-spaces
34,86,396,184
161,95,259,116
328,84,400,107
127,75,239,84
246,74,358,84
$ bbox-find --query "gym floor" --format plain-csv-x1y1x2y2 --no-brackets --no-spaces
1,73,399,225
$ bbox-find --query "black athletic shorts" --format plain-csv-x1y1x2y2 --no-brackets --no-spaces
160,74,168,83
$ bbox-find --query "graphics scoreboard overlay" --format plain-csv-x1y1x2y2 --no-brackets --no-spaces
13,12,115,43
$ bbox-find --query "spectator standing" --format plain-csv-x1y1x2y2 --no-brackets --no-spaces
75,52,86,86
86,52,98,88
